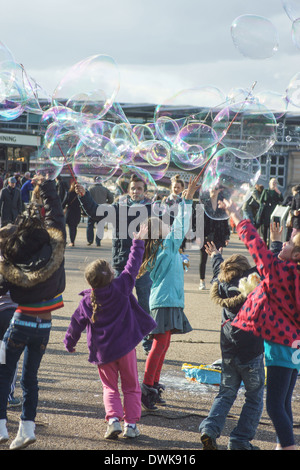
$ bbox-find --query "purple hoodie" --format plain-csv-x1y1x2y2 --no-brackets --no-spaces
64,239,156,365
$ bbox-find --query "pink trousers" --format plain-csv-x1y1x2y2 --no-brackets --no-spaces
97,348,141,423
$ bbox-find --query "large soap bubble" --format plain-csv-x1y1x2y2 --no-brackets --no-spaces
154,87,227,144
171,122,219,170
30,147,64,180
212,100,277,158
231,15,279,59
52,54,120,120
199,148,261,220
72,139,120,185
286,72,300,108
255,90,288,119
282,0,300,21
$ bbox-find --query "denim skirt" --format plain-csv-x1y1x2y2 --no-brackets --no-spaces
150,307,192,335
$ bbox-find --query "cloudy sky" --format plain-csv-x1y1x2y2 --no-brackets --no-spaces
1,0,300,105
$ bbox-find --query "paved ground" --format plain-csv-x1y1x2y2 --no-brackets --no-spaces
2,221,300,452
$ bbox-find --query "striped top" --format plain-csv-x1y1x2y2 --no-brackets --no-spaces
15,294,64,314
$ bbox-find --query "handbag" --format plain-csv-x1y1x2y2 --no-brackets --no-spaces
248,196,259,211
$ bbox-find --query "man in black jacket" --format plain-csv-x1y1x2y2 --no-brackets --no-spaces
0,177,22,227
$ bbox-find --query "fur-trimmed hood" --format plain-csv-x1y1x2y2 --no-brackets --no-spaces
0,227,65,289
210,282,245,310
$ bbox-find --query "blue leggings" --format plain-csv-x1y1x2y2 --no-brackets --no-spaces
266,366,298,448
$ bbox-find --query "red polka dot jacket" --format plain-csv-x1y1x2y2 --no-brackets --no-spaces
233,220,300,347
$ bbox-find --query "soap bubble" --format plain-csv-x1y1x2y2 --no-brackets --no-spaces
200,148,261,220
44,123,79,166
118,164,158,198
0,41,17,103
30,147,63,180
282,0,300,21
73,140,120,185
292,18,300,50
231,15,279,59
227,87,256,105
132,140,171,180
212,100,277,158
286,72,300,107
154,87,226,144
255,91,288,119
52,54,120,120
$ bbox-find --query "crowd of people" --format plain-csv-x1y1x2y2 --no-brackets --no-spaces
0,169,299,450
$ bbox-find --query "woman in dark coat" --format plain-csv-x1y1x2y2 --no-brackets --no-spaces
258,178,283,246
64,180,82,247
199,187,230,290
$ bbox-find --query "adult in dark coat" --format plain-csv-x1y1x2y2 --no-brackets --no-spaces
258,178,283,246
63,180,82,247
86,179,114,246
0,177,22,227
198,187,230,290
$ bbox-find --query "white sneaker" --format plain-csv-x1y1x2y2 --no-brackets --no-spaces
123,424,140,438
10,420,36,450
199,280,206,290
104,420,122,440
0,419,9,443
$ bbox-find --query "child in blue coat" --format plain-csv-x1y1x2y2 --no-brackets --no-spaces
138,174,201,410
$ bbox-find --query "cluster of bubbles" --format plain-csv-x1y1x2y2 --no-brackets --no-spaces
1,5,299,222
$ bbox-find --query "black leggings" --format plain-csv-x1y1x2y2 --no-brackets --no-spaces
266,366,298,448
199,241,223,279
199,246,208,280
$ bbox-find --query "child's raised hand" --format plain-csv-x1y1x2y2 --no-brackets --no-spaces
218,199,242,226
205,241,219,257
270,221,283,242
133,223,148,240
184,173,202,200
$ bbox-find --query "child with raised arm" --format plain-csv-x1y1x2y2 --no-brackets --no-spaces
0,175,66,450
219,199,300,451
199,241,264,450
138,174,201,410
64,225,156,440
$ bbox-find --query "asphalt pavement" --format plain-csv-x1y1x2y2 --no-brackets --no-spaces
2,221,300,452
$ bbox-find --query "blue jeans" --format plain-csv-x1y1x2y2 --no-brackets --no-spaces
115,269,152,352
0,313,51,422
199,354,265,448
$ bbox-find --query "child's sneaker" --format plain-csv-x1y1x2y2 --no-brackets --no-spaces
199,280,206,290
141,383,158,411
104,419,122,440
153,382,166,406
123,424,140,438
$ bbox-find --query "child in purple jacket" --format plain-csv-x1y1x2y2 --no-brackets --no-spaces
64,225,156,440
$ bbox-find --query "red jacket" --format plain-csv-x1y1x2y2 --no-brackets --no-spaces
233,220,300,347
